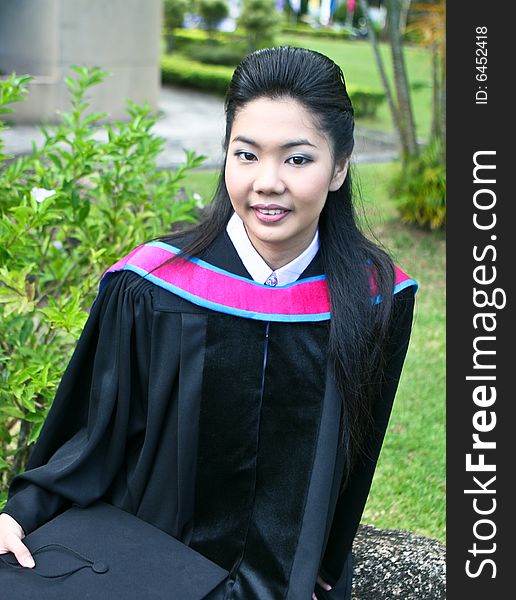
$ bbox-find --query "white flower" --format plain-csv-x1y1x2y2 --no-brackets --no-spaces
53,241,63,250
31,187,56,203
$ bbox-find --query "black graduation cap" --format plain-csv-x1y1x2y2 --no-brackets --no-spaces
0,502,228,599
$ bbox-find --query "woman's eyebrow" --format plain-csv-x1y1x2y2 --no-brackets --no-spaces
231,135,317,149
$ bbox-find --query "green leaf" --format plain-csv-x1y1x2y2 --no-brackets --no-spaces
19,318,34,345
77,202,91,222
27,417,46,445
47,152,64,170
0,404,26,420
64,76,80,94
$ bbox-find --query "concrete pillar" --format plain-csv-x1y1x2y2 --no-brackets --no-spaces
0,0,162,123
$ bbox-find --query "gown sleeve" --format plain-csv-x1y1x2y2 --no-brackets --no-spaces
317,285,416,599
1,271,156,536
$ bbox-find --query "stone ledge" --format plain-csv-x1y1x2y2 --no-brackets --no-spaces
352,524,446,599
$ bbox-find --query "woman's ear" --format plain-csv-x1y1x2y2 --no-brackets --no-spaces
329,158,349,192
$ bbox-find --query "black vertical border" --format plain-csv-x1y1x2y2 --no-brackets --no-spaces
447,2,514,597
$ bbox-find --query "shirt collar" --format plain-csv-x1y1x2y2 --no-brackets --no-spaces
226,211,320,286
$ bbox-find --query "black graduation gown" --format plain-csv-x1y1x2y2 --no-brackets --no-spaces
2,231,416,600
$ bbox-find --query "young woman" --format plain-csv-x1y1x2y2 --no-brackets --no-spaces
0,46,417,599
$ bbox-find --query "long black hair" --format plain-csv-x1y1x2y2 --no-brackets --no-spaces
160,46,395,483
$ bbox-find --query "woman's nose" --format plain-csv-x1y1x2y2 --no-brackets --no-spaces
252,162,286,195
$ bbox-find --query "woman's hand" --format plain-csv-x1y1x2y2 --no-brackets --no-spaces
0,513,35,568
312,574,333,599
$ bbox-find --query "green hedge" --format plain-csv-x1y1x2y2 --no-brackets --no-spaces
161,54,234,95
169,24,354,47
161,54,385,118
280,24,353,40
184,43,248,67
170,28,247,49
346,86,385,118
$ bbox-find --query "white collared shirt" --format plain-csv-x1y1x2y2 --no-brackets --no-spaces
226,212,320,286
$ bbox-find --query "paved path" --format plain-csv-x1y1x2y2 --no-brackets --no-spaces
2,86,399,168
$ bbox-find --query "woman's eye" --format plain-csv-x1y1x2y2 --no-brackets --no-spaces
236,151,256,162
287,156,311,166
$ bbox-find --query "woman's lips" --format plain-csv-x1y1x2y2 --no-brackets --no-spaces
252,205,291,223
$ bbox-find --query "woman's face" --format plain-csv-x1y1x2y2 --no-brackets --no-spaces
225,96,348,267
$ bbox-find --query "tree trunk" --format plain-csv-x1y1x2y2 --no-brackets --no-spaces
431,41,446,164
431,42,440,140
357,0,402,141
386,0,419,163
440,35,446,162
399,0,412,34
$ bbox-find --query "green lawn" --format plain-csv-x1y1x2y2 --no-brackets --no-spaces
277,35,433,139
182,164,446,542
354,163,445,543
